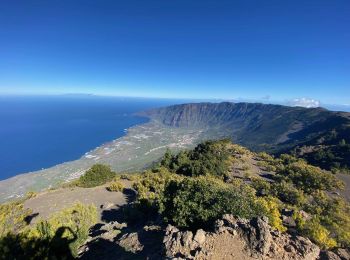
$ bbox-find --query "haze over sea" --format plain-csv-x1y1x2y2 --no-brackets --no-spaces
0,95,186,180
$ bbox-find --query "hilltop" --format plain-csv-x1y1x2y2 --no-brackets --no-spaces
1,140,349,259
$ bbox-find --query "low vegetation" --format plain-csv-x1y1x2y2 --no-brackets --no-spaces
107,180,125,192
1,139,349,257
119,173,139,181
160,139,231,178
0,201,32,236
275,155,344,193
293,134,350,173
133,167,182,210
0,202,98,258
133,140,349,249
77,164,116,188
25,191,38,199
251,152,349,249
160,176,274,230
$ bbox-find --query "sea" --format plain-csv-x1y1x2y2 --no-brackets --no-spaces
0,95,186,180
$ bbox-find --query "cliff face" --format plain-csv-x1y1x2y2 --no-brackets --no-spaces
143,102,329,148
142,102,350,169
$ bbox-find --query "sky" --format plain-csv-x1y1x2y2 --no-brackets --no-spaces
0,0,349,105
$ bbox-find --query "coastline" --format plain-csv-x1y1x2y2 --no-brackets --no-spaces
0,120,205,203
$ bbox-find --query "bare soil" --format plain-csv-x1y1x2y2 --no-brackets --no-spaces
24,180,133,222
230,154,275,182
338,174,350,202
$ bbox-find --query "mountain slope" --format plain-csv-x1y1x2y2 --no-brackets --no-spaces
142,102,350,170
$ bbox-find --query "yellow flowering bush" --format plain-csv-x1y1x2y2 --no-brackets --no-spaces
107,180,125,192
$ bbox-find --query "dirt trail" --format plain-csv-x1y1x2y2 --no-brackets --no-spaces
24,180,133,222
230,154,275,182
338,174,350,202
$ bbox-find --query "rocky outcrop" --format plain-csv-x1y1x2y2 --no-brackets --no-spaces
79,216,348,260
79,221,165,259
163,226,208,258
163,215,321,260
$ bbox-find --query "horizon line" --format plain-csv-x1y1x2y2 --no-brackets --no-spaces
1,92,350,111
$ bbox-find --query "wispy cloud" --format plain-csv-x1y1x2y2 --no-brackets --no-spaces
261,95,271,100
288,98,320,108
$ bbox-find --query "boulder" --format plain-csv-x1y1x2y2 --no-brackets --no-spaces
282,215,297,228
193,229,206,245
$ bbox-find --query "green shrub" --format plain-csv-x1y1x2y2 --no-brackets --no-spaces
257,160,276,171
251,178,271,196
133,167,182,207
160,148,173,169
256,196,286,232
256,160,269,169
119,173,140,181
279,154,300,164
301,217,337,249
276,160,344,194
0,232,54,259
28,203,98,257
241,164,250,171
78,164,116,188
271,181,307,206
60,179,80,188
305,191,350,247
160,176,262,229
228,143,252,156
257,152,274,161
26,191,38,199
0,203,97,258
252,177,307,207
107,181,124,192
0,201,32,236
160,139,231,178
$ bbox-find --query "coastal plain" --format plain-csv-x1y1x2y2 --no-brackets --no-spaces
0,120,209,202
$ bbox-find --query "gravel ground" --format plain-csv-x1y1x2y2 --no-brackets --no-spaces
338,173,350,202
24,180,133,222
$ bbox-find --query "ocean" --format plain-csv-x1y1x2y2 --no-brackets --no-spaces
0,95,184,180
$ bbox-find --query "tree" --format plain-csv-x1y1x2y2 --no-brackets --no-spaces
160,148,173,169
159,140,231,178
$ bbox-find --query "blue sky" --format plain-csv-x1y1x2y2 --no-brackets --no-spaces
0,0,349,105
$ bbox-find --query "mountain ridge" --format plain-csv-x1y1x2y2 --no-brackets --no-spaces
142,102,350,171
